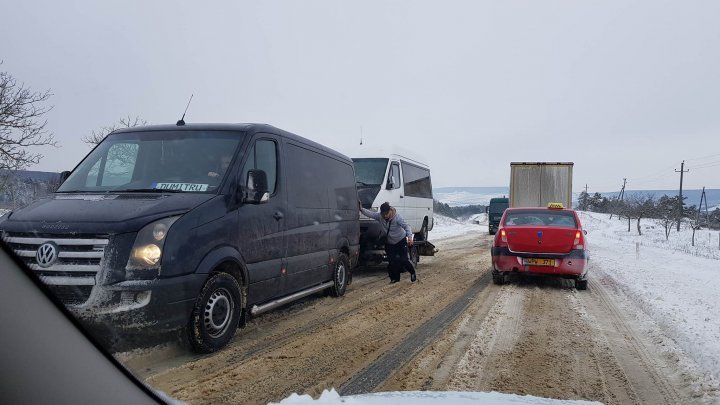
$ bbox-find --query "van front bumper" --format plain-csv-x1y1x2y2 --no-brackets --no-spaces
71,273,207,335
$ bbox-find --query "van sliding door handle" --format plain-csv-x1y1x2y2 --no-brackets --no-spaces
400,195,404,198
273,211,284,221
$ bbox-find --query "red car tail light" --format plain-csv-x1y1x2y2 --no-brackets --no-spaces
500,229,508,243
573,231,584,249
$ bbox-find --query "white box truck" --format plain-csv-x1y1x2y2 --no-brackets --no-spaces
509,162,573,208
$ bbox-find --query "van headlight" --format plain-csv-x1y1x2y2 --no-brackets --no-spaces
127,216,180,270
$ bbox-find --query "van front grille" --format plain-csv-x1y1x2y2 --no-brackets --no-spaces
47,285,94,305
2,232,108,305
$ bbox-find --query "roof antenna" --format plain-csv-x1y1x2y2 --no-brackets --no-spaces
176,94,194,126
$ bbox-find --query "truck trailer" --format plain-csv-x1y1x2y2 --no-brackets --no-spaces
509,162,573,208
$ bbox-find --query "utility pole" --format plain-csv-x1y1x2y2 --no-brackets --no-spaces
675,161,689,231
609,179,626,220
584,184,589,194
696,186,708,225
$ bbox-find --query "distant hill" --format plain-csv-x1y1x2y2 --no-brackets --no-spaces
433,187,508,207
1,170,62,183
434,187,720,210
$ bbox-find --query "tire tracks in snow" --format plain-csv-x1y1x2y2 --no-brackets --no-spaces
582,278,684,404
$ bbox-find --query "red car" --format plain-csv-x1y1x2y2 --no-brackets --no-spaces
490,203,588,290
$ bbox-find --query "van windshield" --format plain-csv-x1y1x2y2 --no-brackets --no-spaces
58,130,244,193
489,202,509,214
352,158,388,186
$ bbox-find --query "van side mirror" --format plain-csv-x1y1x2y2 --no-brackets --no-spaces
386,176,396,190
245,169,269,204
583,230,588,235
59,171,71,185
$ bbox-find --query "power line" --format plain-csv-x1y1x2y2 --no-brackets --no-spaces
628,164,677,182
685,152,720,163
690,160,720,170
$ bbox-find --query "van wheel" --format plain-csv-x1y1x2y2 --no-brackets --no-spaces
329,253,350,297
187,272,243,353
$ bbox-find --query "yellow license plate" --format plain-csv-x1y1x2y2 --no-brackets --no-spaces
524,258,556,267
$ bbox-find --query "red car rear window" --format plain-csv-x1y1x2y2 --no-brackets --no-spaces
504,210,577,227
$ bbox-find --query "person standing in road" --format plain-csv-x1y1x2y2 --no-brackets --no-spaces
359,201,417,283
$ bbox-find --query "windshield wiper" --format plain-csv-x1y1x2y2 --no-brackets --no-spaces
356,181,377,187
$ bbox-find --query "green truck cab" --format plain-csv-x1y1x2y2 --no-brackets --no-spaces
487,197,509,235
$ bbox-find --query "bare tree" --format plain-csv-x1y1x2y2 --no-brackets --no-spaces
0,64,57,172
82,115,147,147
655,195,678,240
626,194,655,236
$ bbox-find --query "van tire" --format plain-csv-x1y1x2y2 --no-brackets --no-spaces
187,272,243,353
329,253,350,297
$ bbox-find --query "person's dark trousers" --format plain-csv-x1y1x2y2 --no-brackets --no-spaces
385,239,416,281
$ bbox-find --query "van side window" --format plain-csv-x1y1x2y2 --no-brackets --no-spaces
389,162,401,189
401,161,432,198
242,139,278,194
287,143,328,208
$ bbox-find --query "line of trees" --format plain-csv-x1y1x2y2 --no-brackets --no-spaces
433,199,486,219
577,191,720,239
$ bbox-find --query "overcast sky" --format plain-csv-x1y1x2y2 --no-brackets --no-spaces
2,1,719,191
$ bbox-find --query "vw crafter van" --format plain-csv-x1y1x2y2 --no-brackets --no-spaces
0,123,360,353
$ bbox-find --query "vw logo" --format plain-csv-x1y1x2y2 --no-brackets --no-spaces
36,242,59,268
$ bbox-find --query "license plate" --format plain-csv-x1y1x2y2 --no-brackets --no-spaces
524,258,556,267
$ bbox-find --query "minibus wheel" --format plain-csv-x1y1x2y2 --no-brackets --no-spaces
187,272,243,353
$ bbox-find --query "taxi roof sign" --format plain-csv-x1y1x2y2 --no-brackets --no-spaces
547,202,565,209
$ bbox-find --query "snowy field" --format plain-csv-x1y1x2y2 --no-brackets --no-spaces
429,213,487,240
433,190,506,207
579,211,720,382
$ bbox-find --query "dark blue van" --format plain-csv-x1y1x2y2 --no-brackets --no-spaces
0,123,360,352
